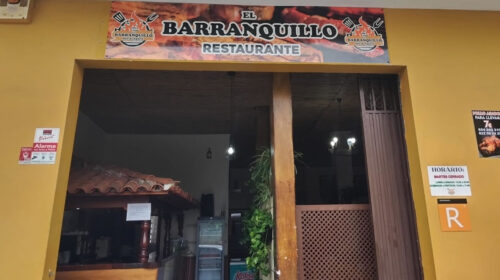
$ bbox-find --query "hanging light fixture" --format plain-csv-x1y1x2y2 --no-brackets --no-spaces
226,71,236,159
329,98,342,153
226,145,235,156
329,137,339,149
206,147,212,159
329,97,357,154
347,137,357,150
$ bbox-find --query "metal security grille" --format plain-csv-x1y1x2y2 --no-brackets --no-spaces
361,77,400,112
359,76,422,279
296,205,377,280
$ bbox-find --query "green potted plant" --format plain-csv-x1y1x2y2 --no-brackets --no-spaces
242,148,302,279
242,148,273,279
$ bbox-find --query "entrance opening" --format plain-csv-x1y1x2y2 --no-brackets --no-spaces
54,68,421,280
292,74,421,280
292,74,377,280
56,69,271,280
292,74,369,205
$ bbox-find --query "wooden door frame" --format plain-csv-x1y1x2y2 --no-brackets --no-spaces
271,73,297,280
46,59,432,280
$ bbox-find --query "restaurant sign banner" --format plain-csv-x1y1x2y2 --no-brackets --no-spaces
106,2,389,63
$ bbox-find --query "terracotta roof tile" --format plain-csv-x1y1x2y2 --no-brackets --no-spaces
67,165,197,209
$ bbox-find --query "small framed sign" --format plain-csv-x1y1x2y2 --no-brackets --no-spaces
472,110,500,158
0,0,34,23
437,199,471,232
126,203,151,221
427,166,471,197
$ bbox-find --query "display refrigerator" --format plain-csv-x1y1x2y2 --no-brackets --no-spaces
196,218,225,280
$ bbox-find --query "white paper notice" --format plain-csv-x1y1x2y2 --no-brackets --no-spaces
427,166,471,196
126,203,151,221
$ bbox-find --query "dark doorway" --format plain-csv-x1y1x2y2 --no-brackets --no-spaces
293,74,421,280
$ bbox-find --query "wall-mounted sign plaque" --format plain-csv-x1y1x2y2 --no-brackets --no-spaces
437,199,471,232
0,0,33,22
472,110,500,158
427,166,471,197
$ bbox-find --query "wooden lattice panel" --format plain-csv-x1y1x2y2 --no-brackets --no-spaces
296,205,377,280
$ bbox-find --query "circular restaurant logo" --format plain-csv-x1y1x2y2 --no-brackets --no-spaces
111,11,158,47
343,17,385,52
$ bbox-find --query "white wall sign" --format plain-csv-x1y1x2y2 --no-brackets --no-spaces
0,0,33,22
19,128,60,165
33,128,60,143
31,128,60,164
427,166,471,196
126,203,151,221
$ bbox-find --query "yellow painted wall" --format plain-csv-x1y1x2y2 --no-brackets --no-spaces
0,1,499,279
0,1,110,280
387,9,500,280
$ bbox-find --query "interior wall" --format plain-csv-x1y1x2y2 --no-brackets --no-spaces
102,133,230,253
73,113,108,163
1,1,500,279
72,114,230,253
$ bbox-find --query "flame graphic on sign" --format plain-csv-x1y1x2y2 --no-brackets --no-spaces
352,17,376,38
123,12,149,32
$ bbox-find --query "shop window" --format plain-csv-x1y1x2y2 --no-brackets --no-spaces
57,69,271,280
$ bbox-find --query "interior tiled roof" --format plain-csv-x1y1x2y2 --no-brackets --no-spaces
67,165,197,208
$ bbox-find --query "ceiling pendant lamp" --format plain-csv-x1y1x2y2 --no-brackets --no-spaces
226,71,236,159
329,98,342,153
329,98,357,154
